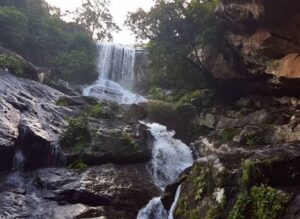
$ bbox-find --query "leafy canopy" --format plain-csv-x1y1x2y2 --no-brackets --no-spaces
71,0,120,41
126,0,221,89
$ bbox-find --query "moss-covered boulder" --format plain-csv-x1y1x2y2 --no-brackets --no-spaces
174,141,300,219
0,47,38,80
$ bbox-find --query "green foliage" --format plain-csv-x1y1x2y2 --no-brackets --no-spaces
127,0,221,89
0,1,98,84
228,192,253,219
176,164,215,219
85,104,107,119
0,54,24,76
148,87,173,102
0,6,28,50
120,132,138,151
222,128,237,142
71,0,120,40
68,160,88,170
55,96,75,107
244,132,268,146
229,187,290,219
240,159,277,189
148,100,174,114
205,206,222,219
60,116,91,151
176,90,203,106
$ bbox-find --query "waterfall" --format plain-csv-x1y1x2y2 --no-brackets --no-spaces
83,43,146,104
146,123,193,189
137,123,193,219
83,43,193,218
12,150,25,171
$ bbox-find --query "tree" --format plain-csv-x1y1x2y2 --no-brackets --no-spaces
0,0,98,84
0,6,28,50
126,0,221,89
72,0,120,41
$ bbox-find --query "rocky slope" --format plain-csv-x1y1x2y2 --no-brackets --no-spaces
210,0,300,96
0,70,158,219
144,0,300,218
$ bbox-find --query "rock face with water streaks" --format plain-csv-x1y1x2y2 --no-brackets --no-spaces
0,71,67,171
0,69,158,218
0,165,159,219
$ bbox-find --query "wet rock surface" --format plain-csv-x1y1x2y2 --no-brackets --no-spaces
0,71,67,171
0,164,159,219
166,94,300,218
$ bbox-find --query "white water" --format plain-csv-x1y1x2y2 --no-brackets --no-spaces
12,150,25,171
83,43,193,218
137,124,193,219
146,123,193,189
83,43,146,104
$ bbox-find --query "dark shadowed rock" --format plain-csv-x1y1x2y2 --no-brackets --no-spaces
0,71,68,171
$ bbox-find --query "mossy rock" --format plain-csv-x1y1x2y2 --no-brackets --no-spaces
60,116,92,151
0,48,38,80
229,186,290,219
175,161,228,219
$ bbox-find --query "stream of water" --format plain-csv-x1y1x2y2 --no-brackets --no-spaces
83,43,146,104
83,43,194,219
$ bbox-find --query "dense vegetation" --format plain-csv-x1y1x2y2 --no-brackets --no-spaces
126,0,221,90
0,0,117,84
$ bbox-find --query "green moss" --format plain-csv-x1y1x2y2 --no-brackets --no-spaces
175,164,216,219
120,132,138,151
229,186,290,219
193,165,212,202
60,116,91,151
244,132,267,146
56,97,75,107
68,160,88,170
0,54,24,76
221,128,237,143
149,100,174,113
228,192,252,219
176,90,203,106
85,103,108,119
205,206,222,219
240,159,277,189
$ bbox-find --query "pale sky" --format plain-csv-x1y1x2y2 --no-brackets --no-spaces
46,0,154,45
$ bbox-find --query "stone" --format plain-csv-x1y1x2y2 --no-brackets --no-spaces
0,71,67,171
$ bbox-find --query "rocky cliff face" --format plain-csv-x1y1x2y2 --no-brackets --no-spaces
0,70,158,219
167,1,300,218
211,0,300,96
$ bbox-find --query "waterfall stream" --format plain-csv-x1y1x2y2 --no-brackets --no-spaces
83,43,146,104
83,43,194,218
137,124,193,219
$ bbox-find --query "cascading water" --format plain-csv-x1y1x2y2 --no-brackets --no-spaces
137,123,193,219
83,42,193,218
12,150,25,172
83,43,146,104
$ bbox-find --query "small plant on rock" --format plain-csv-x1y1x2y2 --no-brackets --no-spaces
0,54,24,76
85,103,108,119
60,116,91,151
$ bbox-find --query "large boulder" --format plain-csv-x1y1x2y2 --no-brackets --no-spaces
211,0,300,96
0,71,67,171
0,165,159,219
174,141,300,219
0,47,38,80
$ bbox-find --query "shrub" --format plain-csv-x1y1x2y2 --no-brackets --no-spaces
68,160,88,170
229,186,290,219
85,104,108,119
0,54,24,76
60,116,91,151
221,128,237,143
